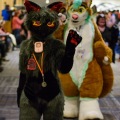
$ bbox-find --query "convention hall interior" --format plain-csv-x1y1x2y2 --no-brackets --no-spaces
0,0,120,120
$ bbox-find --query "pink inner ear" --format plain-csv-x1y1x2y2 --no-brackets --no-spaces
47,2,65,13
24,0,41,13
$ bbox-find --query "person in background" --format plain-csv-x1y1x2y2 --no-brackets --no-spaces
1,4,12,33
12,9,26,45
109,21,119,63
0,21,9,62
115,38,120,62
0,20,17,51
97,13,119,63
96,14,111,46
16,29,27,47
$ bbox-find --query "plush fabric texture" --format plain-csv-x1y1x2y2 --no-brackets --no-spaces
56,1,113,119
58,17,114,99
18,36,77,103
58,21,114,98
18,2,82,119
53,24,65,41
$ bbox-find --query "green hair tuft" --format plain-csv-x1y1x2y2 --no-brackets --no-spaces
73,0,82,9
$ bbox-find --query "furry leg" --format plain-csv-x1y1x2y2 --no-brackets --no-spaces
79,99,104,120
43,93,64,120
64,97,79,118
19,91,41,120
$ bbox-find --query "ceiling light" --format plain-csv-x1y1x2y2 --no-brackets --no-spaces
46,0,49,4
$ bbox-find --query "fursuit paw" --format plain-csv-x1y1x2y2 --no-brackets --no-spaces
64,97,79,118
79,99,104,120
66,30,82,51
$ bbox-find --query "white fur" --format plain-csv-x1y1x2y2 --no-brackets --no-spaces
79,99,104,120
65,18,94,88
64,97,79,118
103,56,110,65
63,2,104,119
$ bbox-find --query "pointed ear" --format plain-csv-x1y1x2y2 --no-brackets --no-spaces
47,2,66,13
24,0,41,13
66,0,73,9
83,0,92,7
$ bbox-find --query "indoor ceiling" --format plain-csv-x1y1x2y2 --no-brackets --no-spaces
14,0,120,11
92,0,120,11
29,0,66,7
96,3,120,11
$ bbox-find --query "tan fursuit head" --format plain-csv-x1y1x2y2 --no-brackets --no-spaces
58,0,114,120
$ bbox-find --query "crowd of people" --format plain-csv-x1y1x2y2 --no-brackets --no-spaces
1,3,120,72
0,4,29,72
96,10,120,63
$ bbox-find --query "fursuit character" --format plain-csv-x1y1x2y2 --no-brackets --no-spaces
58,0,114,120
17,0,82,120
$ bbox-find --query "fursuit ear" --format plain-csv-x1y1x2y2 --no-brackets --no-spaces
66,0,73,6
24,0,41,13
66,0,73,9
83,0,92,7
47,2,66,13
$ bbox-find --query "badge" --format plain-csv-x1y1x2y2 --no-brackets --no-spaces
34,42,43,53
27,57,36,70
41,81,47,87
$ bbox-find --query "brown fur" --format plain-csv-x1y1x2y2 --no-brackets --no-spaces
58,20,114,98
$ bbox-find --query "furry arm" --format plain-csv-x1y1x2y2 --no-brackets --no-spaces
17,72,26,107
58,30,82,73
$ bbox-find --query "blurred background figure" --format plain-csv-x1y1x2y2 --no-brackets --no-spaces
1,4,12,33
96,14,111,46
0,20,10,62
97,13,119,63
115,22,120,62
0,19,17,51
11,9,26,47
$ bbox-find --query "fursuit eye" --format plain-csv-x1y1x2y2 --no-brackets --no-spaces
32,21,41,26
79,8,83,12
79,7,85,13
47,21,55,28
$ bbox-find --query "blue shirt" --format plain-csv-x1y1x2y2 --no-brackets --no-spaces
2,9,11,21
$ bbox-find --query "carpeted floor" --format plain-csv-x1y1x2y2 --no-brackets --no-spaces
0,50,120,120
0,76,120,120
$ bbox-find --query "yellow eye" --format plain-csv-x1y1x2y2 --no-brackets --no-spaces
79,8,83,12
47,21,55,27
33,21,41,26
78,7,85,13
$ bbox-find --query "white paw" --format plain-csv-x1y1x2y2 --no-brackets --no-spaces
103,56,109,65
79,99,104,120
64,97,79,118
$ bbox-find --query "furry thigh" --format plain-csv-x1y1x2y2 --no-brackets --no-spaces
19,91,41,120
19,91,64,120
43,93,64,120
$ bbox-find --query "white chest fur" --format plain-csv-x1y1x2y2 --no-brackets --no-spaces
64,20,95,87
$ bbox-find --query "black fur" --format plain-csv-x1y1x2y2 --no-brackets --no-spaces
25,8,59,42
17,5,82,119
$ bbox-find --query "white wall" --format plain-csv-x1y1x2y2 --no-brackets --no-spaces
92,0,120,6
91,0,120,11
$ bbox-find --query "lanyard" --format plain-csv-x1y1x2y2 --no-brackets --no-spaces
32,52,47,87
33,52,44,75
